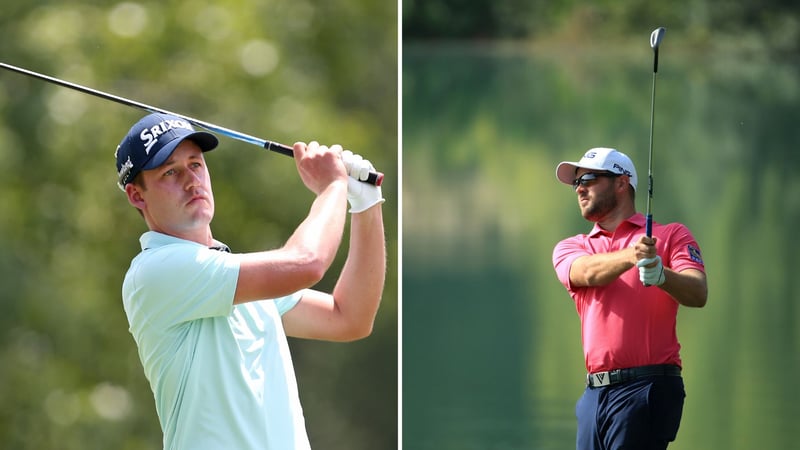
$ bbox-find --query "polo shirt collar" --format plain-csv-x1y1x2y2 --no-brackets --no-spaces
587,212,646,237
139,231,230,252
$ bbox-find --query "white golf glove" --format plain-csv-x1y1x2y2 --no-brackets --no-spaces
637,256,666,286
341,150,384,213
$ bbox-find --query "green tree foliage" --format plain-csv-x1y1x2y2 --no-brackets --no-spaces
0,1,397,449
404,0,800,54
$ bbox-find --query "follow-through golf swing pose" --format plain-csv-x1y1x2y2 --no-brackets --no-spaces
552,147,707,449
116,113,386,449
551,29,708,450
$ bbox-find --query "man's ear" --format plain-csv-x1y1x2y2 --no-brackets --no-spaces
616,175,631,193
125,183,146,211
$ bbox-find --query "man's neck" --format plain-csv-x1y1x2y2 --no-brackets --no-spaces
149,225,214,247
595,207,637,232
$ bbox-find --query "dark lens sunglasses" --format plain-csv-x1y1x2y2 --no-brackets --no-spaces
572,172,620,190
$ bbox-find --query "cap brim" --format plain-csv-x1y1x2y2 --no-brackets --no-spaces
556,161,580,185
189,131,219,152
556,158,614,185
142,131,219,171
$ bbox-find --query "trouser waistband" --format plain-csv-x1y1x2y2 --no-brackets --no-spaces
586,364,681,387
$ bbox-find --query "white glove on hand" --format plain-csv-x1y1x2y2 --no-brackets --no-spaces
341,150,384,213
637,256,666,286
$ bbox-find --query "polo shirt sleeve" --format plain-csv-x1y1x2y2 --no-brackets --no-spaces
664,223,706,273
125,243,239,327
274,290,304,315
553,235,589,291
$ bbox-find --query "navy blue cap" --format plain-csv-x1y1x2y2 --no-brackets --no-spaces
115,113,218,190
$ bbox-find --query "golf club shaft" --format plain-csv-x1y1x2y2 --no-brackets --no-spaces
646,67,657,237
646,27,665,237
0,61,384,186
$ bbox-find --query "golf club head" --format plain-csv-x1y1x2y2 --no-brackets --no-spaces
650,27,666,50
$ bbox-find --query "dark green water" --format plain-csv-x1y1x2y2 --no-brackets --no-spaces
402,41,800,449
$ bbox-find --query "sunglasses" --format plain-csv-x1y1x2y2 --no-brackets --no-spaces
572,172,620,190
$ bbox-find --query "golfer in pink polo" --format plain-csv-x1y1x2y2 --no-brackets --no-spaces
552,147,707,450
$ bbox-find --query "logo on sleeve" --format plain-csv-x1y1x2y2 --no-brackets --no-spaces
687,244,704,265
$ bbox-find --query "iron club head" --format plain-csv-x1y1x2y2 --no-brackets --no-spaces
650,27,666,50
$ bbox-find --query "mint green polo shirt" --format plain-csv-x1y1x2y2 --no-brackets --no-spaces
122,231,309,450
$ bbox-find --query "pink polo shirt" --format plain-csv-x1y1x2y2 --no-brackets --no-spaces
553,213,705,373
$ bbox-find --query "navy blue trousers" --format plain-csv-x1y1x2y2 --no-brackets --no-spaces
576,376,685,450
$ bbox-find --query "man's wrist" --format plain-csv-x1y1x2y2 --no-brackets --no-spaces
349,198,385,214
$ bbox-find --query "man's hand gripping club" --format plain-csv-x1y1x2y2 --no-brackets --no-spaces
634,236,666,287
341,150,384,213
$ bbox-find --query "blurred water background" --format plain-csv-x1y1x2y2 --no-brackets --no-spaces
402,3,800,448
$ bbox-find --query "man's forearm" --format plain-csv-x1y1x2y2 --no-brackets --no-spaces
570,248,635,287
660,268,708,307
332,205,386,339
284,180,348,274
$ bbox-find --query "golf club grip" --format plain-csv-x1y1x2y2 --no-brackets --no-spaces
645,214,654,285
264,141,384,186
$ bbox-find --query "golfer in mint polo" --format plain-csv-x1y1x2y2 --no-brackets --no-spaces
552,147,707,449
116,113,386,449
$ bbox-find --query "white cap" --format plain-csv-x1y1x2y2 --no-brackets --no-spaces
556,147,638,191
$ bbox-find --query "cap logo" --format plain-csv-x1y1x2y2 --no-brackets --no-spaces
117,156,133,186
584,151,597,159
612,163,632,177
140,119,194,155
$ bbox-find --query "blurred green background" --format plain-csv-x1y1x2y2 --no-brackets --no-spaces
0,0,397,449
403,1,799,449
